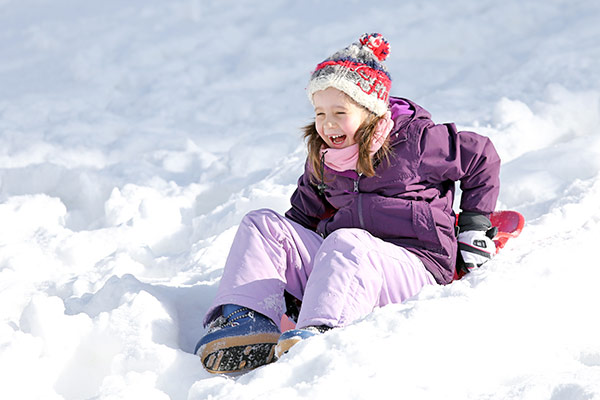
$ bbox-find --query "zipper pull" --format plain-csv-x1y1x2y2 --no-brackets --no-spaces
354,173,362,192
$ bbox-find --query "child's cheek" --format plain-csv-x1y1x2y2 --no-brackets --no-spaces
315,122,323,136
341,121,357,136
316,124,327,142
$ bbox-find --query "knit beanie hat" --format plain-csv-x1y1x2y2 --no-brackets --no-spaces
307,33,392,116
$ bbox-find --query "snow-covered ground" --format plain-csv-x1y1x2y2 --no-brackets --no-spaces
1,0,600,398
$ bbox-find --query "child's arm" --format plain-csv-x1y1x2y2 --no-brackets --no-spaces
419,122,501,273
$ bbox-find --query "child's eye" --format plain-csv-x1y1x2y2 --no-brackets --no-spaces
335,112,346,115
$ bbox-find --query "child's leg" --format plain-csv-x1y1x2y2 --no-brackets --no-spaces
296,228,436,328
203,208,323,329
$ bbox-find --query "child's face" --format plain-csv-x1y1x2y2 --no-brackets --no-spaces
313,87,369,149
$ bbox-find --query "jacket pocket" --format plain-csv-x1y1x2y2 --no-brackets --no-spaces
411,201,444,253
316,200,356,237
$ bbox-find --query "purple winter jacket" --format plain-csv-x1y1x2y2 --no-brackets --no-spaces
285,97,501,284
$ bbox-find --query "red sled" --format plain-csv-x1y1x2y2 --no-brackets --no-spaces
453,210,525,281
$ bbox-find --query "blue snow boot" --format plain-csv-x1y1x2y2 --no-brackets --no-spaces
275,325,331,359
195,304,281,374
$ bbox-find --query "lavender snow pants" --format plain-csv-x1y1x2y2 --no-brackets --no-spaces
203,209,436,330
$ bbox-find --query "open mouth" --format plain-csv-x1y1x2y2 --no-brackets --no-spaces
329,134,346,146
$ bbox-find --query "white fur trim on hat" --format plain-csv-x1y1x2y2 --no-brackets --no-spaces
307,74,389,116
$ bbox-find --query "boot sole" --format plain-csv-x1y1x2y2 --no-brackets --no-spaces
274,336,302,359
198,332,280,374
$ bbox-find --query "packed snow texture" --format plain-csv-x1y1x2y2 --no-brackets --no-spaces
1,0,600,399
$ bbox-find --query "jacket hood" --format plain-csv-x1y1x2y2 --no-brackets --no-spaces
388,96,432,145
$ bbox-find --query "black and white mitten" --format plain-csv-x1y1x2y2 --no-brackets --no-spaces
457,212,498,274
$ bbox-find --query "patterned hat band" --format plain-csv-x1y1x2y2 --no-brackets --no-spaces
307,33,392,116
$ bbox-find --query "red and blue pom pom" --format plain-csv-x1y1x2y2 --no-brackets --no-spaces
359,33,390,61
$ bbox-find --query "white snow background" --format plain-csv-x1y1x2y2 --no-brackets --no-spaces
1,0,600,399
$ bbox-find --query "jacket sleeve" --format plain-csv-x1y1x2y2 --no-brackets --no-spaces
285,161,332,231
418,122,501,215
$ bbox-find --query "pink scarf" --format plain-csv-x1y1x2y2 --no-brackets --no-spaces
320,111,394,172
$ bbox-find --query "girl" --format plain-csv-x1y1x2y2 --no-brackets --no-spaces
195,33,501,374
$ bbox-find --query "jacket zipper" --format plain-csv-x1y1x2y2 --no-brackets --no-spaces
354,173,365,229
317,152,327,196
